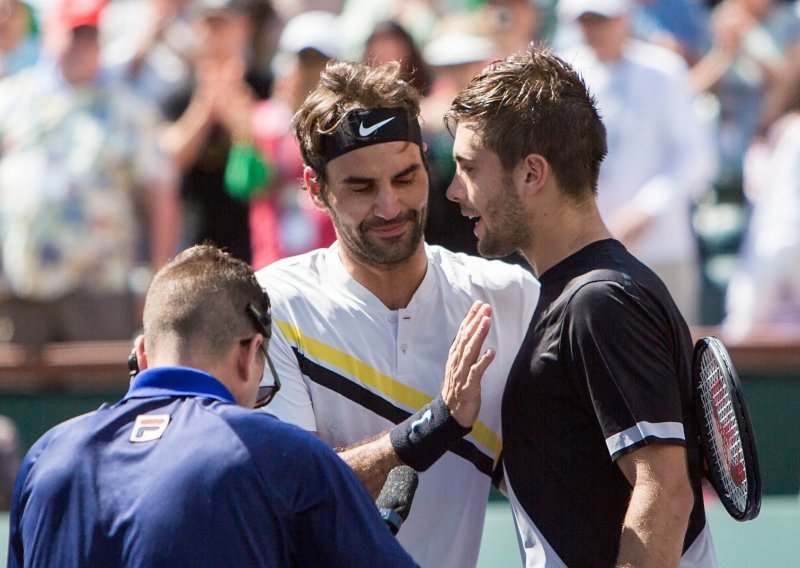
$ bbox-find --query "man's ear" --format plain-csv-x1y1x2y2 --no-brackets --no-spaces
516,153,549,198
134,334,148,371
303,166,326,209
237,336,263,382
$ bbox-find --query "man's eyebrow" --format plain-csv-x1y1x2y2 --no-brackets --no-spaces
392,163,422,179
340,163,422,185
453,153,474,164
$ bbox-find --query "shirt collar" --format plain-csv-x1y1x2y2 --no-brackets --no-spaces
124,366,236,404
324,241,437,312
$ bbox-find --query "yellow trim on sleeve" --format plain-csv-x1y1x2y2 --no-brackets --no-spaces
276,319,502,458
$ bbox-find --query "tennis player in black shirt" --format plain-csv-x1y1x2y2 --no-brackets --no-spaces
444,48,718,567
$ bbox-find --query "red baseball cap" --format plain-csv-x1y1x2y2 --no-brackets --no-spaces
57,0,107,30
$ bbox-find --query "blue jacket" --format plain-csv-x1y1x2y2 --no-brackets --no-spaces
9,367,415,567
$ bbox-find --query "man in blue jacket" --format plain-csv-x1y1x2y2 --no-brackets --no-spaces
8,244,416,567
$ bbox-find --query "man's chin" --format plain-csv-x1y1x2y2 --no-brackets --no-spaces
477,239,514,259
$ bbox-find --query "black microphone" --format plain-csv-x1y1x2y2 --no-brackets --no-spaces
376,466,419,535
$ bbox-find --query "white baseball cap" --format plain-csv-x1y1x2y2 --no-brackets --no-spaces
423,33,497,68
557,0,632,20
277,10,341,60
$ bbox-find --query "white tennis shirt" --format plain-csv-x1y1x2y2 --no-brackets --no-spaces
257,243,539,568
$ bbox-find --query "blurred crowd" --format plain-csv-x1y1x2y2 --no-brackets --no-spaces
0,0,799,350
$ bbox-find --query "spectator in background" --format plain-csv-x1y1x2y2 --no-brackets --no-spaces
632,0,711,64
0,0,39,78
101,0,196,106
691,0,800,203
559,0,717,323
245,10,338,268
364,19,431,96
723,55,800,342
161,0,272,264
0,0,179,346
483,0,542,57
421,18,497,255
0,415,21,510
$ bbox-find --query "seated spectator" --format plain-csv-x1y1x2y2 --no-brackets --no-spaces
0,0,179,346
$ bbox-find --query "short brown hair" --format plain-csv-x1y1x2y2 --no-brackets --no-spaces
445,47,607,198
143,244,269,358
292,60,422,182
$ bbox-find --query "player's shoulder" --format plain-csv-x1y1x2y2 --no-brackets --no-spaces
567,277,626,311
427,244,538,294
256,247,331,297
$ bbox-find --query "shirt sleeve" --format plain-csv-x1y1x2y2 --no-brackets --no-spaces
259,316,318,431
290,439,418,567
561,281,686,460
7,431,52,568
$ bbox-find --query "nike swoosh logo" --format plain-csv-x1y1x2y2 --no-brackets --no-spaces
410,409,433,434
359,116,396,137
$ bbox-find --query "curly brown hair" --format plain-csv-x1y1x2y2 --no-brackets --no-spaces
292,59,422,183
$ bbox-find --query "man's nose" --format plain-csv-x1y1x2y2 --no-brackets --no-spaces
446,173,465,203
373,183,404,219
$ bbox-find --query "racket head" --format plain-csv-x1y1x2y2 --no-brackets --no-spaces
693,336,761,521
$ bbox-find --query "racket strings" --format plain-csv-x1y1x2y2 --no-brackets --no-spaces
699,351,748,511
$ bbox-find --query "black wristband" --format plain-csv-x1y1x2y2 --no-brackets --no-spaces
389,395,471,472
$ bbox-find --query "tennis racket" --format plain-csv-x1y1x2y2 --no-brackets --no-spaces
693,336,761,521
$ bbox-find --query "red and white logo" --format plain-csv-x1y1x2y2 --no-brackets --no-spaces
130,414,171,443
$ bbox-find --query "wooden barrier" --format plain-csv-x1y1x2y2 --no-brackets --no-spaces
0,327,795,391
0,340,131,391
691,326,800,372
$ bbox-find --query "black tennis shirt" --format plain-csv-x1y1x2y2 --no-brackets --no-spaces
502,239,711,567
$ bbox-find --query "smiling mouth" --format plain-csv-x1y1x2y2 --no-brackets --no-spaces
461,206,481,221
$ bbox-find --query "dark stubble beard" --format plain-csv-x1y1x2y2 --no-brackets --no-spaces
477,175,528,259
330,206,428,268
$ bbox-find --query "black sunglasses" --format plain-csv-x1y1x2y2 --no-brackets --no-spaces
245,301,281,409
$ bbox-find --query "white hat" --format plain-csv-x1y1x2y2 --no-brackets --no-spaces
277,10,341,59
423,33,496,68
557,0,632,20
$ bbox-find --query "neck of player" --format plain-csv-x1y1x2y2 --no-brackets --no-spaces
521,194,612,278
340,243,428,311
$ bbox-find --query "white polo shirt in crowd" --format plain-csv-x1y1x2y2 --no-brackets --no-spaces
256,242,539,568
563,40,717,269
